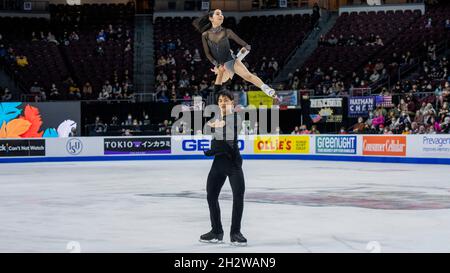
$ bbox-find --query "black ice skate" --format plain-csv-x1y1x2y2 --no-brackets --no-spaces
230,232,247,246
199,231,224,244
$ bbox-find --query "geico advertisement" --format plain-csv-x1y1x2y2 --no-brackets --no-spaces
172,136,250,155
254,135,310,154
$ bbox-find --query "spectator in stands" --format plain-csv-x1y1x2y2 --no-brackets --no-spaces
339,126,347,134
423,103,436,125
49,84,60,100
95,44,105,56
69,31,79,42
166,39,176,52
157,56,167,67
344,34,355,46
366,34,376,46
96,29,107,43
156,82,168,93
82,82,93,99
438,102,449,122
337,35,346,46
132,118,142,127
0,44,6,60
166,54,176,66
47,32,59,45
440,117,450,133
122,129,132,136
98,87,110,100
123,114,133,126
159,120,170,133
116,27,123,40
30,82,45,101
103,81,112,94
68,83,81,100
352,117,366,133
123,84,134,100
299,125,310,134
382,126,391,134
112,82,123,99
411,122,419,134
183,92,191,102
428,41,436,59
425,18,432,29
107,24,116,40
16,55,29,67
327,35,338,46
418,125,426,134
29,32,39,42
1,88,12,101
398,111,412,130
318,35,327,46
402,125,411,135
110,116,119,126
178,76,189,89
310,125,320,134
369,70,380,83
414,110,424,125
193,49,202,63
269,57,278,72
356,36,364,46
124,43,132,53
94,116,106,133
372,111,385,128
156,70,168,83
143,114,151,126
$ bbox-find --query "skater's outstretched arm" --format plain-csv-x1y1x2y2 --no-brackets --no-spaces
226,29,251,52
202,32,218,66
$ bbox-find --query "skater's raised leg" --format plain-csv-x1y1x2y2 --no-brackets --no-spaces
233,59,277,99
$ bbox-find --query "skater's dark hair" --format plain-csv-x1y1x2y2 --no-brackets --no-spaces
217,90,234,102
192,10,215,33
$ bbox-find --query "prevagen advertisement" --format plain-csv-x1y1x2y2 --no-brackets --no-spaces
315,136,357,155
407,135,450,158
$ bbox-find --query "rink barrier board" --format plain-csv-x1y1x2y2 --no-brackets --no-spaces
1,154,450,165
0,135,449,164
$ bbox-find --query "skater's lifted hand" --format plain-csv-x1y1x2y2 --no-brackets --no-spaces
241,45,251,54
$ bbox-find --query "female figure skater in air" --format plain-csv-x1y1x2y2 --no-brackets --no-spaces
199,90,247,246
193,9,278,100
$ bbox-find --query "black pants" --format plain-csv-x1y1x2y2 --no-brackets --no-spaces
206,154,245,234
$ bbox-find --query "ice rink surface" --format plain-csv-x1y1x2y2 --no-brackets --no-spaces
1,159,450,253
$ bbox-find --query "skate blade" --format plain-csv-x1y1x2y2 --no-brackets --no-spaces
199,239,224,244
230,241,247,247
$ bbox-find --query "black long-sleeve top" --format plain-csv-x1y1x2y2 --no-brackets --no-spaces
201,27,250,67
207,112,242,160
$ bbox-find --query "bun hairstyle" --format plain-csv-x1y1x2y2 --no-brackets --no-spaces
192,10,215,33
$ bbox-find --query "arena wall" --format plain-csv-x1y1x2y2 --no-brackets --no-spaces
1,135,449,164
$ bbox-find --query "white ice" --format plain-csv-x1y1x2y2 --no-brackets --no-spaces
1,159,450,253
